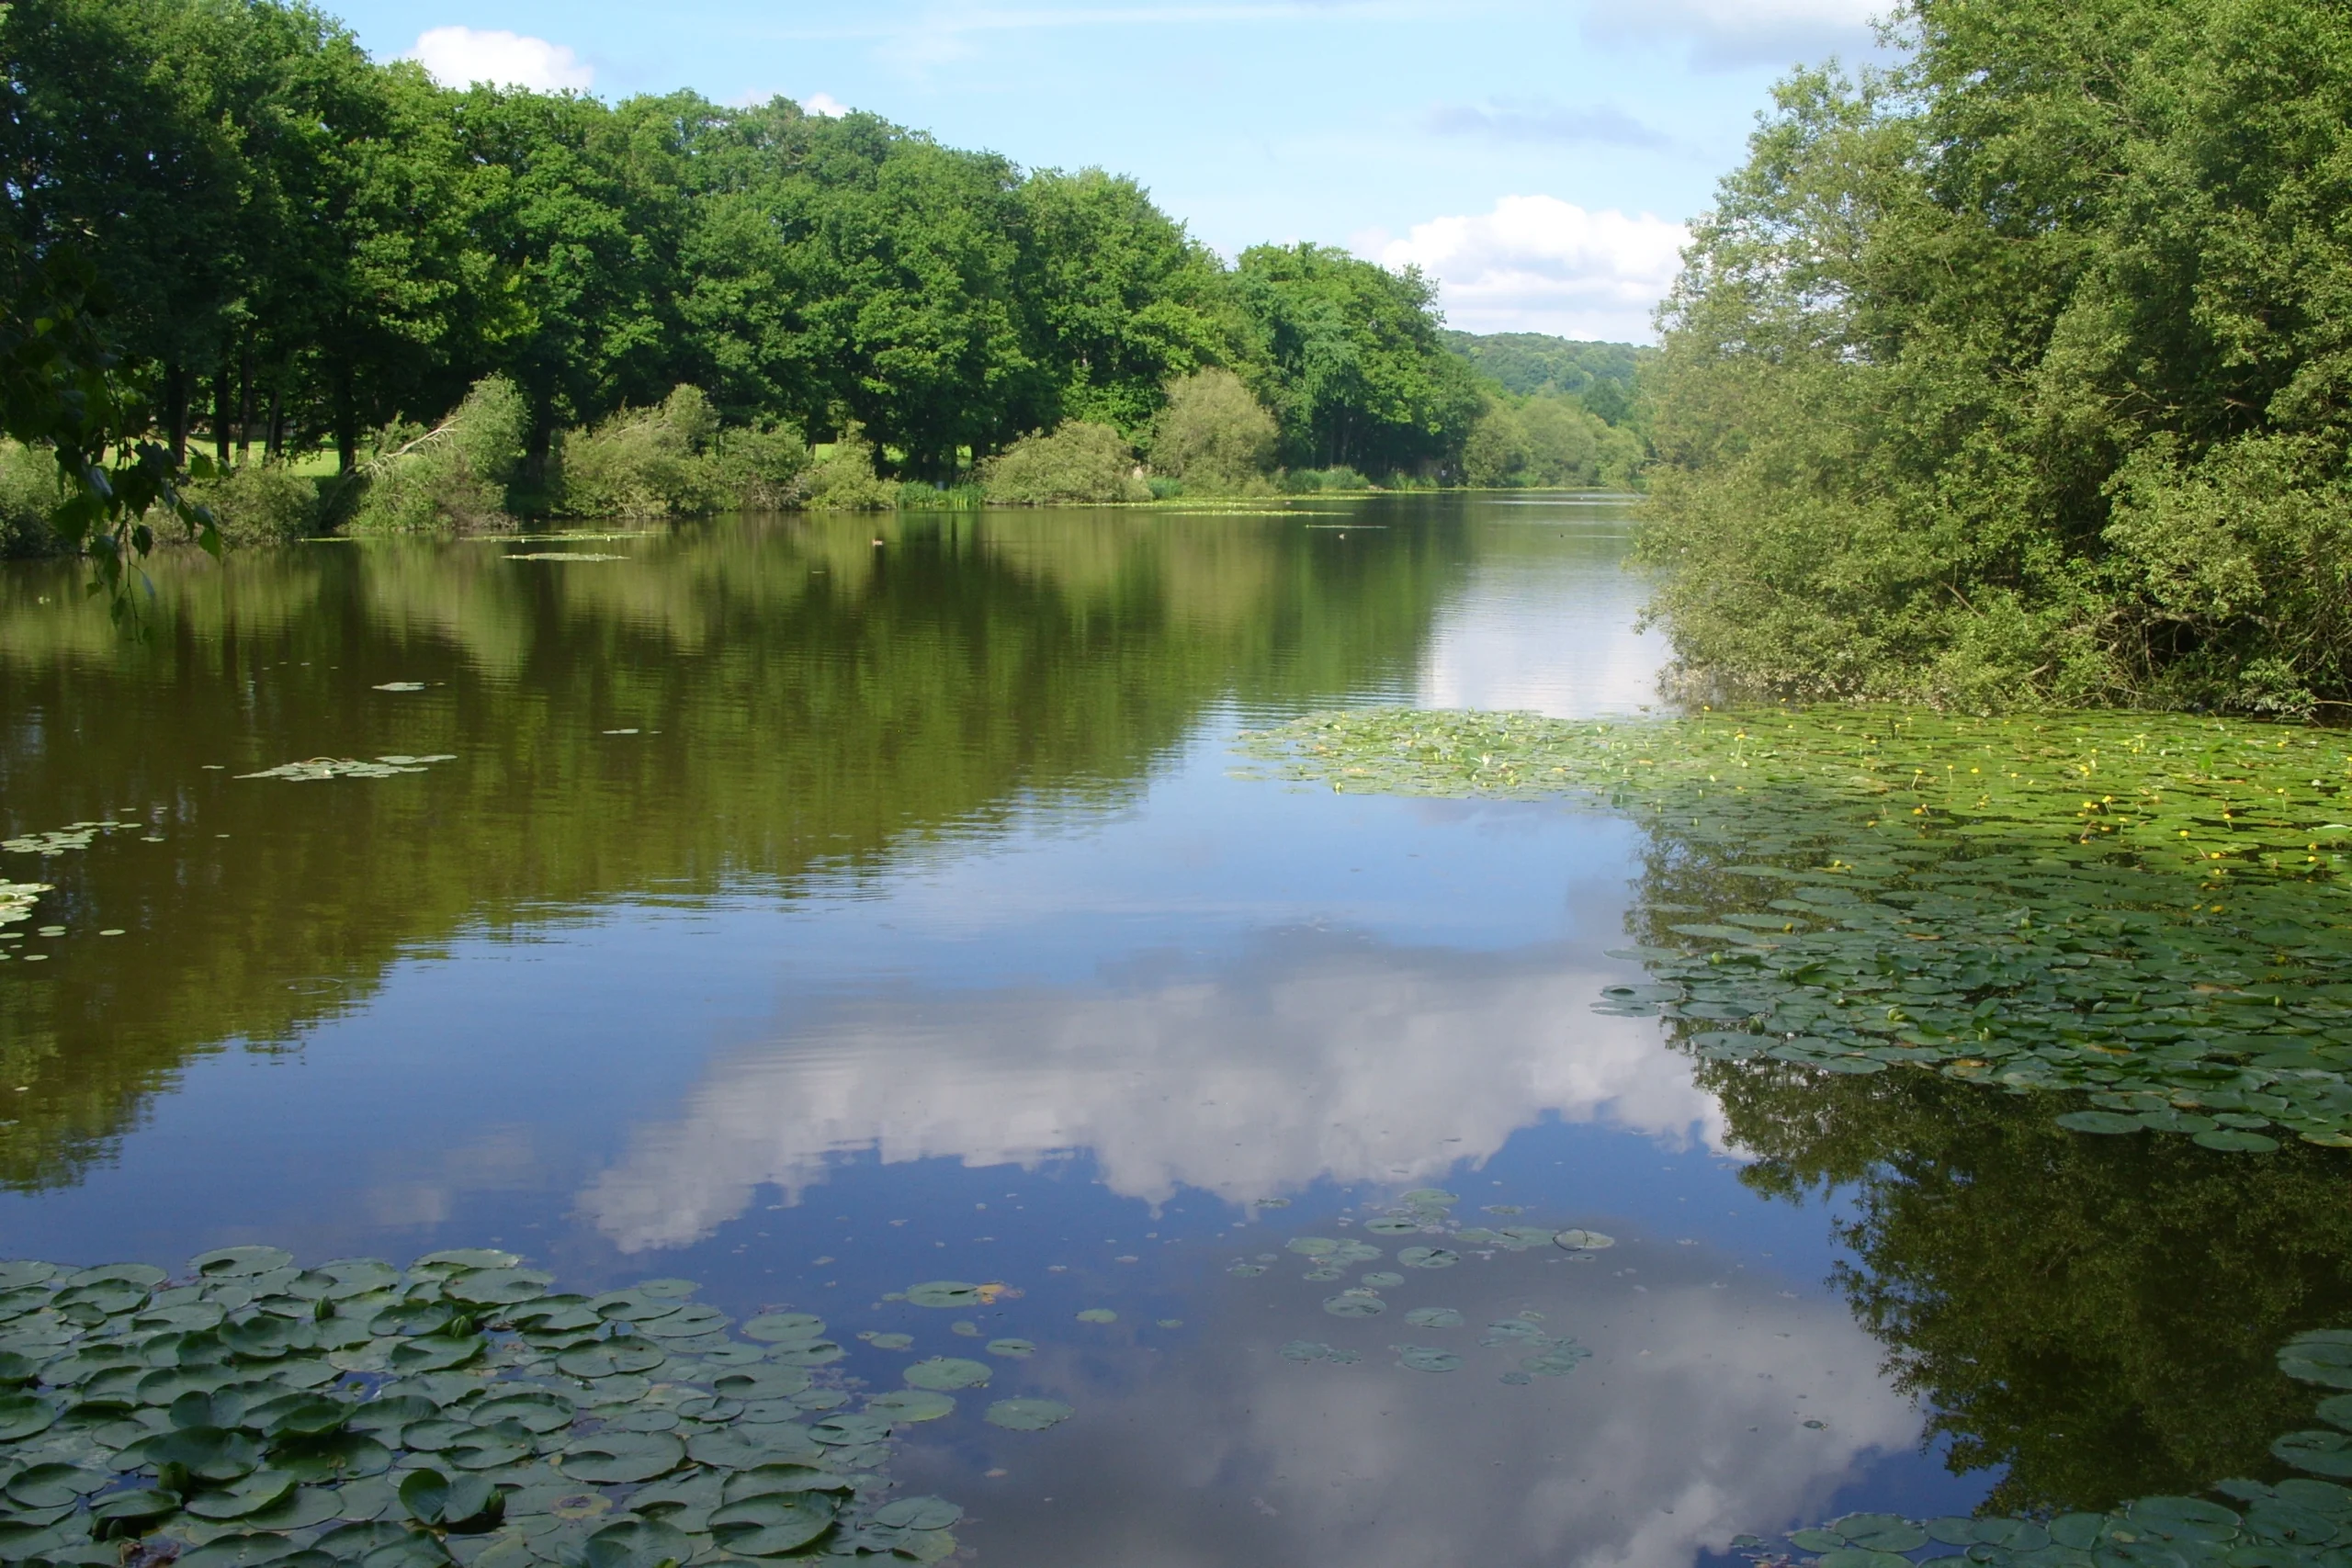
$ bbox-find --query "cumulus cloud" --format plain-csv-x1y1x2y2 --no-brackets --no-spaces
576,928,1732,1251
1581,0,1885,68
802,92,852,118
1426,99,1670,151
406,27,594,91
1371,195,1688,343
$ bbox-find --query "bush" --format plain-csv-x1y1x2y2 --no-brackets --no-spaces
708,422,811,511
1146,475,1184,500
553,386,728,518
800,423,899,511
981,421,1151,504
1147,368,1279,492
187,463,318,545
0,441,62,558
347,376,527,534
1284,466,1370,493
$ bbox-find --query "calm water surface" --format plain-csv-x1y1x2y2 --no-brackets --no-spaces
3,494,2307,1566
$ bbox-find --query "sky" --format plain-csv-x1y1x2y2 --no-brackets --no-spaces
377,0,1894,344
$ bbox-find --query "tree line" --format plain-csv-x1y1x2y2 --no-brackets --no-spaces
1643,0,2352,716
0,0,1553,508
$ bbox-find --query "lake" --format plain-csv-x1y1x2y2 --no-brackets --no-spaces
2,493,2342,1568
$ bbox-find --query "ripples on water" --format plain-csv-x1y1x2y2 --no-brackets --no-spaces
4,494,2329,1566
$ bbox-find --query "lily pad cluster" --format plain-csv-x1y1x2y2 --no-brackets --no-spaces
1,823,140,857
854,1283,1074,1435
0,1247,970,1568
238,757,459,783
1750,1329,2352,1568
1,883,50,931
1243,707,2352,1149
1247,1189,1610,1382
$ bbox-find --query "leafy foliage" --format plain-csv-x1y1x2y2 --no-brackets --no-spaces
1643,0,2352,712
1145,369,1278,493
980,421,1148,505
1464,394,1645,490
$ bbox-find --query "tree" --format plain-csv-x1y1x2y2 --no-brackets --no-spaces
1231,243,1483,476
1643,0,2352,713
1014,168,1238,434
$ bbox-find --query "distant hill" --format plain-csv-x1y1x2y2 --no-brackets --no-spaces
1442,331,1651,398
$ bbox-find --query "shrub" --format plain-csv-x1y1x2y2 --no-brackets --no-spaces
1284,466,1370,493
187,463,318,545
553,386,729,519
0,441,62,558
347,376,527,534
1147,368,1279,492
708,422,811,511
800,423,899,511
981,421,1150,504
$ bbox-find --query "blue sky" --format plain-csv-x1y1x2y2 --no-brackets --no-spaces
368,0,1890,343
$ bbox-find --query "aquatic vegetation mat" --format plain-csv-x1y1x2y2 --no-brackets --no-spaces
238,757,458,783
0,1248,978,1566
1243,708,2352,1148
1751,1329,2352,1568
1238,1188,1605,1383
0,883,50,931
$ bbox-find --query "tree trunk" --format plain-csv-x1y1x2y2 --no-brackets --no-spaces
334,368,357,473
236,341,254,464
213,365,232,466
266,379,283,462
164,361,189,467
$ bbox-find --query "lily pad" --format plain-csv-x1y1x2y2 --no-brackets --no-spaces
1075,1309,1117,1325
741,1313,827,1342
708,1493,837,1556
985,1338,1035,1359
582,1516,695,1568
1398,1247,1459,1269
902,1358,989,1392
0,1393,58,1439
556,1344,665,1379
2277,1430,2352,1477
1554,1230,1616,1251
983,1398,1074,1431
184,1469,298,1520
1397,1346,1463,1372
866,1391,955,1423
875,1497,962,1530
193,1248,296,1279
902,1283,983,1311
1322,1293,1385,1318
558,1431,684,1484
1404,1308,1464,1328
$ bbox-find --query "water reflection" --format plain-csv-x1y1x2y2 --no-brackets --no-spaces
0,503,1480,1190
903,1237,1917,1568
582,922,1731,1250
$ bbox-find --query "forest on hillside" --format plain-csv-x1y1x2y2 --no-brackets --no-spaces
0,0,1645,549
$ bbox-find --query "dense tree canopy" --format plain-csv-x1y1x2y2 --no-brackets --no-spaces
0,0,1500,509
1643,0,2352,715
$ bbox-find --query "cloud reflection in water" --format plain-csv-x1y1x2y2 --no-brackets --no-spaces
580,928,1731,1251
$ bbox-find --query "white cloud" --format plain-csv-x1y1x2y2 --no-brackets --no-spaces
576,931,1732,1252
802,92,852,118
1581,0,1884,68
1370,195,1688,344
1426,98,1670,151
406,27,594,92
